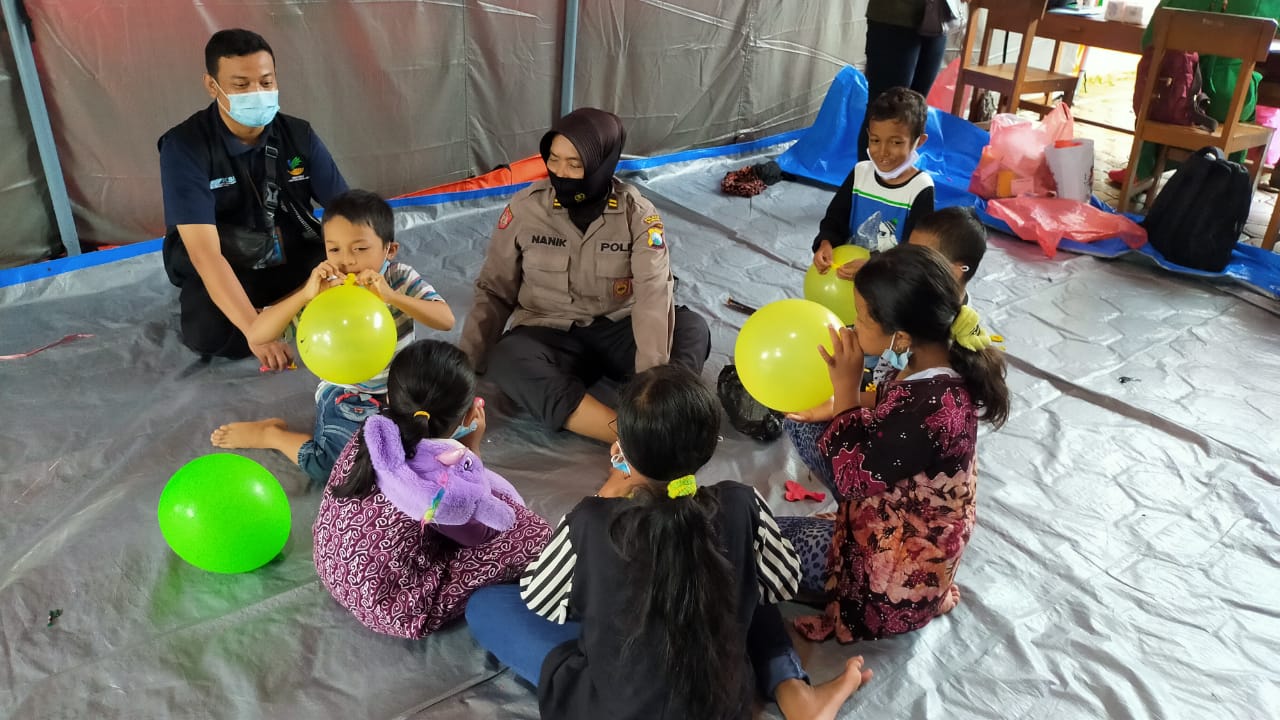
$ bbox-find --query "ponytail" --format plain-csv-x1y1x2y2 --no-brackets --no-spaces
333,408,438,499
607,365,742,718
331,340,477,499
609,485,745,720
948,305,1009,428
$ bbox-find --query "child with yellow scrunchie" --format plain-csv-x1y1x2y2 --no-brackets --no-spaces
777,244,1010,643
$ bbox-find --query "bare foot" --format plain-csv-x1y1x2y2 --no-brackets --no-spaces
211,418,287,449
775,656,873,720
938,583,961,615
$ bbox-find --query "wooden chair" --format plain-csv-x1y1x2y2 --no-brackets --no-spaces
952,0,1083,121
1117,9,1277,214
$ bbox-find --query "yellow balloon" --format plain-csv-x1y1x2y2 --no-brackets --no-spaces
733,298,841,413
803,244,870,325
296,275,397,385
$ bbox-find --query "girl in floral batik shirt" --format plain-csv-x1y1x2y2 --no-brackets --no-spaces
778,244,1009,643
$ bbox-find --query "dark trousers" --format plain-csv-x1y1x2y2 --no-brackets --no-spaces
487,307,711,430
857,20,948,160
166,240,324,358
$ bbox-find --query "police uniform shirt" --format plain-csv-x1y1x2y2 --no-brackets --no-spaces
462,178,675,373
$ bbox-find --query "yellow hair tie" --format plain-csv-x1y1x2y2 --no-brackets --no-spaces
413,410,431,420
667,475,697,499
950,305,993,352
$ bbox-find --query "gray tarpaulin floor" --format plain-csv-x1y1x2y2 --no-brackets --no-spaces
3,144,1279,720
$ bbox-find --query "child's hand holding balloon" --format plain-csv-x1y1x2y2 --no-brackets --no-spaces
818,324,864,414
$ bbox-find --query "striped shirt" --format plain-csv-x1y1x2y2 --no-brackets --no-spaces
519,487,800,624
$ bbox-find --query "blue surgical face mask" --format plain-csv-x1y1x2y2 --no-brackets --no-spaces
451,420,478,441
380,257,392,275
880,332,912,371
610,451,631,475
216,83,280,128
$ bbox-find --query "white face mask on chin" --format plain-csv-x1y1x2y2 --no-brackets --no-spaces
869,142,922,181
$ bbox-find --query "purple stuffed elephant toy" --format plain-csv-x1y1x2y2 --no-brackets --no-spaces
363,414,523,547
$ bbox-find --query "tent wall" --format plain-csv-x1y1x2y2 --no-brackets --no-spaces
16,0,872,247
0,17,57,269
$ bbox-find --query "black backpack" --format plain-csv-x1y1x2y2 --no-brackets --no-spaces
1140,146,1251,272
717,364,784,442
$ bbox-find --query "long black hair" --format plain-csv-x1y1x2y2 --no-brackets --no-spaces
332,340,477,498
607,365,744,719
856,244,1010,427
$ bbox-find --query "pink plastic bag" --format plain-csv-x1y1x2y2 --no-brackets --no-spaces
926,57,972,112
1255,106,1280,166
986,196,1148,258
969,103,1075,199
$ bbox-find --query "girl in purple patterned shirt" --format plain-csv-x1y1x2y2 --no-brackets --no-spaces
312,339,551,638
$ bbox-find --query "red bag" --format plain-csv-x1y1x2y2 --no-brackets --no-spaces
969,103,1074,199
986,197,1148,258
1133,48,1217,131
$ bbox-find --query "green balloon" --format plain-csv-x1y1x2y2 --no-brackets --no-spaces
158,453,291,574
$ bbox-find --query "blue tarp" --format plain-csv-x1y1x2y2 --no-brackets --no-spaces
776,66,1280,299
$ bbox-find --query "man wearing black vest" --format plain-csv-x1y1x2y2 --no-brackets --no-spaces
159,29,348,368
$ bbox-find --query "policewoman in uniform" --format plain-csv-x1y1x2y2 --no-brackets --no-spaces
159,29,348,369
460,108,711,444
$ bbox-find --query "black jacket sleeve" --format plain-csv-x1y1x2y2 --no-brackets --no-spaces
813,165,858,252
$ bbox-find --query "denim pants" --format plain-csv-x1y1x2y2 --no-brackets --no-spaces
465,584,808,698
297,383,383,487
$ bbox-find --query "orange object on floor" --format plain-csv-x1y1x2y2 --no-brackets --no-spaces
396,155,547,199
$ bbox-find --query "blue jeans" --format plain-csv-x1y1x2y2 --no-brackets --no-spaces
465,585,808,699
466,584,581,686
297,384,383,487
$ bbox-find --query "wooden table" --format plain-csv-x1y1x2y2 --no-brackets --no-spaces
1036,13,1145,134
1033,13,1280,135
1038,12,1145,55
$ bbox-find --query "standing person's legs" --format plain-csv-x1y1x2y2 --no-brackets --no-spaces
859,21,925,159
910,33,949,98
466,584,582,686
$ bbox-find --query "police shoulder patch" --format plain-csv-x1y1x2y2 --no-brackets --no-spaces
497,205,513,230
647,226,665,250
642,214,661,225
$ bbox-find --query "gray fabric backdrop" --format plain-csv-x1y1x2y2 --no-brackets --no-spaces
7,0,872,251
1,16,58,269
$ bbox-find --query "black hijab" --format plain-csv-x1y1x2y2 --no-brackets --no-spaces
539,108,626,233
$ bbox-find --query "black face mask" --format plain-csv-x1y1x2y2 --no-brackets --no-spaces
548,173,592,207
